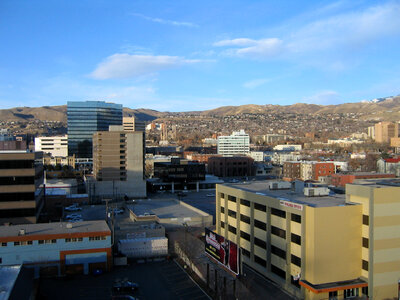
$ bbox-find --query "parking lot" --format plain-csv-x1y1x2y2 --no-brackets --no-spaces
38,260,210,300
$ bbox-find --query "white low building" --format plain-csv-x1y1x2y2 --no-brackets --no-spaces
0,221,111,277
273,144,302,151
35,136,68,157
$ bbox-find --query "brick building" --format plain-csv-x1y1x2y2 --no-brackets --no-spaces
208,156,254,177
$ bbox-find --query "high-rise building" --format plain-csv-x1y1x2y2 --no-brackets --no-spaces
67,101,122,158
0,151,44,224
217,130,250,156
123,116,145,132
216,179,400,300
92,125,146,198
374,121,399,143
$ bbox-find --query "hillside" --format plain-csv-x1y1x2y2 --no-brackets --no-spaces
0,96,399,123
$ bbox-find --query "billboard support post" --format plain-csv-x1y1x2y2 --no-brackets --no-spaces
215,269,218,294
233,279,236,297
207,263,209,287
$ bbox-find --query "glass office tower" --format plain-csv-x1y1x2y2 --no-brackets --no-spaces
67,101,123,158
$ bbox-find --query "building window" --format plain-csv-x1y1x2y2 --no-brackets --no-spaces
240,231,250,241
362,287,368,297
291,213,301,223
228,209,237,218
254,237,266,249
362,237,369,248
240,214,250,224
271,264,286,279
291,233,301,245
254,219,266,231
254,255,267,267
344,288,359,298
363,215,369,226
271,245,286,259
362,260,368,271
220,207,225,214
291,254,301,267
220,193,225,199
271,226,286,239
242,248,250,258
271,208,286,218
291,275,301,289
228,195,236,203
14,242,20,246
89,236,106,241
1,242,6,247
228,225,237,234
220,221,225,229
329,291,338,299
65,237,83,243
240,199,250,207
254,203,266,212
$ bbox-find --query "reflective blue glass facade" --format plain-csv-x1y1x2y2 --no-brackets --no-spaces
67,101,123,158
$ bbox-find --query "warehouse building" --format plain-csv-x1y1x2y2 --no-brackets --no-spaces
216,179,400,300
0,221,111,277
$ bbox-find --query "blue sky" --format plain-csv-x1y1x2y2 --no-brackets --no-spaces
1,0,400,111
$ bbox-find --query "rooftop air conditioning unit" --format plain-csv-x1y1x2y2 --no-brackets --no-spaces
304,187,329,197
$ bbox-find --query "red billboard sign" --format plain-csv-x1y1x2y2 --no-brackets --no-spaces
205,228,239,275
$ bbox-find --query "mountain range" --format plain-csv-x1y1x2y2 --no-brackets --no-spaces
1,96,399,123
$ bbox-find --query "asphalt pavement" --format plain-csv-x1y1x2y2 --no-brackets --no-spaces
38,260,210,300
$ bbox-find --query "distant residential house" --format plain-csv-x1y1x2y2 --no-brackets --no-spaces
377,158,400,176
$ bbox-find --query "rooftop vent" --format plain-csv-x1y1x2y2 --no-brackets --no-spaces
19,229,25,236
66,223,73,229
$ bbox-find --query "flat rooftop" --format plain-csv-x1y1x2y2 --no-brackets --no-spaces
0,220,110,238
129,199,206,219
223,181,348,208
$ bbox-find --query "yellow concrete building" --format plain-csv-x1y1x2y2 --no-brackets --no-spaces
216,180,400,300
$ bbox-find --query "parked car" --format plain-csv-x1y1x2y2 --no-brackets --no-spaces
206,193,214,197
113,280,139,293
113,208,124,215
66,214,82,219
65,205,82,212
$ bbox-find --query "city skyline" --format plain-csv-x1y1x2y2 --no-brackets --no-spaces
1,1,400,111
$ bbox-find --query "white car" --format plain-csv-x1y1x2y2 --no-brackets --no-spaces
66,214,82,219
206,193,214,197
113,208,124,215
65,205,82,212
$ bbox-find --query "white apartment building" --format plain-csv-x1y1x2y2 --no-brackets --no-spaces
0,221,111,277
273,144,302,151
217,130,250,156
248,151,264,162
272,152,302,165
35,136,68,157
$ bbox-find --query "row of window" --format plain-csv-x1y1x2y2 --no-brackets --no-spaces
221,198,301,224
1,236,107,246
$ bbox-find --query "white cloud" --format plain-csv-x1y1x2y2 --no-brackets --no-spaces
243,78,270,89
131,13,198,28
214,2,400,61
90,54,201,79
213,38,258,47
303,90,341,105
